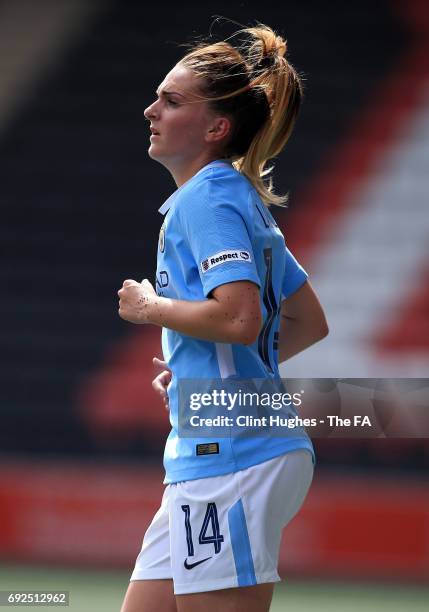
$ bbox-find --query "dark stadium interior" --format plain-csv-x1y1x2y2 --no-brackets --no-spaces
1,0,426,475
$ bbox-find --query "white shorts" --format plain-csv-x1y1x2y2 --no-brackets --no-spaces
130,449,314,595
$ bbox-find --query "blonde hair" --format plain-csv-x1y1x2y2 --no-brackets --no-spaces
178,22,304,207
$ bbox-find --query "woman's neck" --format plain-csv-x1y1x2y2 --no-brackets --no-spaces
170,155,226,187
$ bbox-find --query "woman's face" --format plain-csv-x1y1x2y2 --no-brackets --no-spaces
144,64,222,167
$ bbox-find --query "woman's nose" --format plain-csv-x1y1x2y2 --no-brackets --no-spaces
144,100,158,120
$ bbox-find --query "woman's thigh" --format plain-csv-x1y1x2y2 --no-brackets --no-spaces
176,582,275,612
121,579,176,612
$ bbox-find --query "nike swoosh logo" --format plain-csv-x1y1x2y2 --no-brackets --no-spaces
184,557,212,570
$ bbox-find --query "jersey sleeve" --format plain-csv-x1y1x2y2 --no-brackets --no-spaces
179,180,261,298
282,245,308,299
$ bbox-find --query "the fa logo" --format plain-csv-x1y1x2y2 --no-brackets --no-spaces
158,223,165,252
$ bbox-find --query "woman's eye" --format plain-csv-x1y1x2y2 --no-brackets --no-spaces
167,99,178,106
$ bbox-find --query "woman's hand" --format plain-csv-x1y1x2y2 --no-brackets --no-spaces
152,357,172,410
118,278,157,323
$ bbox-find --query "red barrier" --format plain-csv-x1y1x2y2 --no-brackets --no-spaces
0,461,428,581
280,473,429,581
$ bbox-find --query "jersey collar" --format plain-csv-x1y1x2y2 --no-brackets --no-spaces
158,159,233,216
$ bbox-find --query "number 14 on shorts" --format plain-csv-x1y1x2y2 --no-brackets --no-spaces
181,503,224,567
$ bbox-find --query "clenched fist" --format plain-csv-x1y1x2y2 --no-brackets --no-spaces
118,278,157,323
152,357,172,411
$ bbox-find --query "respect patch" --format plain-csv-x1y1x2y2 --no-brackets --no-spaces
201,249,252,273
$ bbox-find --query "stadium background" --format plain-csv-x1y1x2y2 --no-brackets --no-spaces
1,0,428,610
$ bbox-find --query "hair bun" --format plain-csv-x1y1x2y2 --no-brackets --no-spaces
253,35,287,73
274,36,287,58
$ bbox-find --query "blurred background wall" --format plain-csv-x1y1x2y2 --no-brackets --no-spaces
1,0,428,599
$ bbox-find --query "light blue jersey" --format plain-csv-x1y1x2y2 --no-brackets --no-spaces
156,159,314,484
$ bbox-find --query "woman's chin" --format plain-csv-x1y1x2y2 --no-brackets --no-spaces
148,147,170,167
148,145,161,160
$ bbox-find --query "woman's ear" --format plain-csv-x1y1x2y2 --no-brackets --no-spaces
206,117,231,141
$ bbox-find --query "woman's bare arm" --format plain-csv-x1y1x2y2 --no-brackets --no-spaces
118,278,263,346
278,281,328,363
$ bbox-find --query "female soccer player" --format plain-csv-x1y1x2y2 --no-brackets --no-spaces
118,22,328,612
